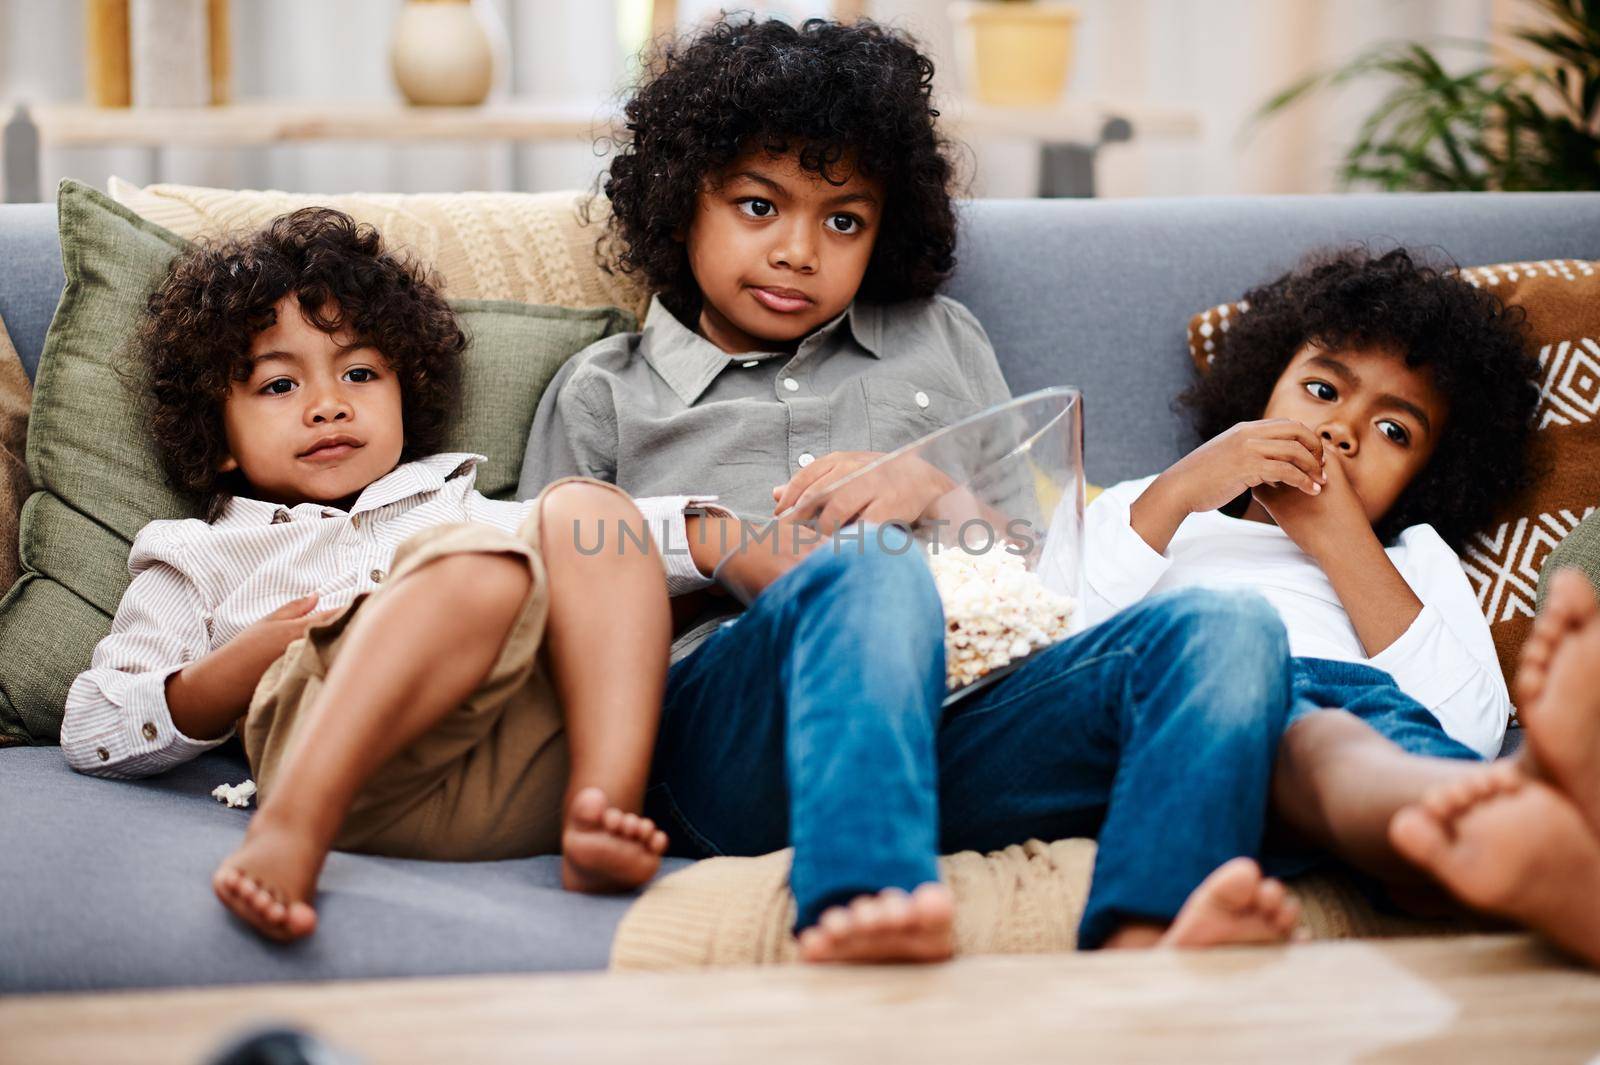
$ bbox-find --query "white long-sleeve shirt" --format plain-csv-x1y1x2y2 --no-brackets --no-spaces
62,453,719,779
1084,476,1509,759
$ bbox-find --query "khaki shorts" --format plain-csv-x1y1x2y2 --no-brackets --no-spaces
242,476,630,862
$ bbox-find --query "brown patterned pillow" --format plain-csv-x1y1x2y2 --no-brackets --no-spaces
1185,259,1600,703
106,178,650,322
0,316,31,597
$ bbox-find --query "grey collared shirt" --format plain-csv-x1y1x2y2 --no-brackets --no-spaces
520,293,1012,536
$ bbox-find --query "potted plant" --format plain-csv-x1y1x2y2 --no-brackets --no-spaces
1258,0,1600,190
951,0,1081,107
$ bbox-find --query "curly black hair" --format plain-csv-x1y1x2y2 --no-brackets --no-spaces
139,207,465,510
1181,247,1539,550
597,16,958,317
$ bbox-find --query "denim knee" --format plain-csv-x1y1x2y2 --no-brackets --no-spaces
1140,588,1292,729
793,525,940,609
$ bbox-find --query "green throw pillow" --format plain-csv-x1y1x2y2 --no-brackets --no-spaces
0,180,633,744
1538,508,1600,613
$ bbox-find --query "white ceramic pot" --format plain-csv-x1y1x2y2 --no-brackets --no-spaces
391,0,496,107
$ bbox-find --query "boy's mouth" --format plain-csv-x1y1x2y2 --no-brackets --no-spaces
299,434,364,461
748,285,815,314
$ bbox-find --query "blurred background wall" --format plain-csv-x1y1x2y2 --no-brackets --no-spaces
0,0,1509,199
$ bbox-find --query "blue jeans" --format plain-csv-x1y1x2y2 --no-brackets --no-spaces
645,530,1293,948
1289,658,1481,762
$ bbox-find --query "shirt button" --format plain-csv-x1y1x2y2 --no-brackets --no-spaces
798,453,815,468
371,569,386,584
96,747,109,762
351,515,362,529
782,378,799,393
742,360,759,369
915,391,930,409
141,721,158,741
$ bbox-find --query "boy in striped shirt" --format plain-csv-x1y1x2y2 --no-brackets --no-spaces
63,208,706,941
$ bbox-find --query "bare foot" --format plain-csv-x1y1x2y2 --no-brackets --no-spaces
560,786,667,893
1390,768,1600,967
212,811,324,942
1517,569,1600,830
797,883,955,964
1157,857,1302,949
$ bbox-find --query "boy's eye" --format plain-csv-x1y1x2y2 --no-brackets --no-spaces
1378,419,1410,446
1304,381,1337,402
737,198,776,219
260,378,296,396
825,213,861,235
344,367,378,383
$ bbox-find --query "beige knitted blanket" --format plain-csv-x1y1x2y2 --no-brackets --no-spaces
612,841,1478,970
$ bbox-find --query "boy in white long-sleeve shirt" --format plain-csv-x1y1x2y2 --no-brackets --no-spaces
1085,247,1600,965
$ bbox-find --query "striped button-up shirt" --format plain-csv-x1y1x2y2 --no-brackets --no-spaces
61,452,714,779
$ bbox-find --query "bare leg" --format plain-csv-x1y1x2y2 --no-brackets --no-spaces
1269,709,1500,900
539,483,672,893
214,552,533,941
797,883,956,964
1103,858,1301,950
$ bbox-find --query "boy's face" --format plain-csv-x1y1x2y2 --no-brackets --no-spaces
686,148,884,354
1261,342,1448,525
220,295,405,509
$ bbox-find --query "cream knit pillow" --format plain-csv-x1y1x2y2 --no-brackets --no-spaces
106,177,650,321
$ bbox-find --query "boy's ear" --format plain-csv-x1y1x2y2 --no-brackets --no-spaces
218,454,239,474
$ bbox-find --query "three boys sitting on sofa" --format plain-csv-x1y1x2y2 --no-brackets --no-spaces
60,16,1600,967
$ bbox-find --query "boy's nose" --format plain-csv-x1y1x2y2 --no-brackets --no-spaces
1319,422,1357,456
770,230,818,273
306,391,354,424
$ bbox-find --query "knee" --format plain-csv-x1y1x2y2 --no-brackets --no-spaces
1153,588,1286,660
539,481,650,557
798,525,939,612
413,552,531,621
1144,588,1291,721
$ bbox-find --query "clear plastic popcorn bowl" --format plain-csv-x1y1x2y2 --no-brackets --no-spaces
712,386,1085,701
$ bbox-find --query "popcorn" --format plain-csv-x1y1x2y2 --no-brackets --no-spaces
211,779,257,808
926,545,1075,691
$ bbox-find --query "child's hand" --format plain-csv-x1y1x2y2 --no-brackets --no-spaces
1129,420,1325,555
1254,454,1371,561
773,451,956,533
1160,419,1326,515
166,594,339,740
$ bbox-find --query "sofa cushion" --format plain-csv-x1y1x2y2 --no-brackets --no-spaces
1183,260,1600,706
0,181,634,744
0,745,682,991
107,177,651,323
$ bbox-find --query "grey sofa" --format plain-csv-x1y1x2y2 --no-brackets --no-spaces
5,192,1600,994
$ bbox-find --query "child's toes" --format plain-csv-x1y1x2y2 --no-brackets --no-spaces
601,806,624,833
1274,895,1303,934
648,829,668,854
877,888,913,929
850,895,884,931
1255,876,1287,915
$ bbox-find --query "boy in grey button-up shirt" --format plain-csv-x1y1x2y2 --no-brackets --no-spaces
519,16,1303,965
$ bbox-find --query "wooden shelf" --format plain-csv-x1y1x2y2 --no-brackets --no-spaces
25,100,617,148
20,97,1198,150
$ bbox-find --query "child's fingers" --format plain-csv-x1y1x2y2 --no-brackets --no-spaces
1260,461,1321,495
266,593,319,619
774,460,837,516
1264,420,1324,463
1257,440,1326,483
